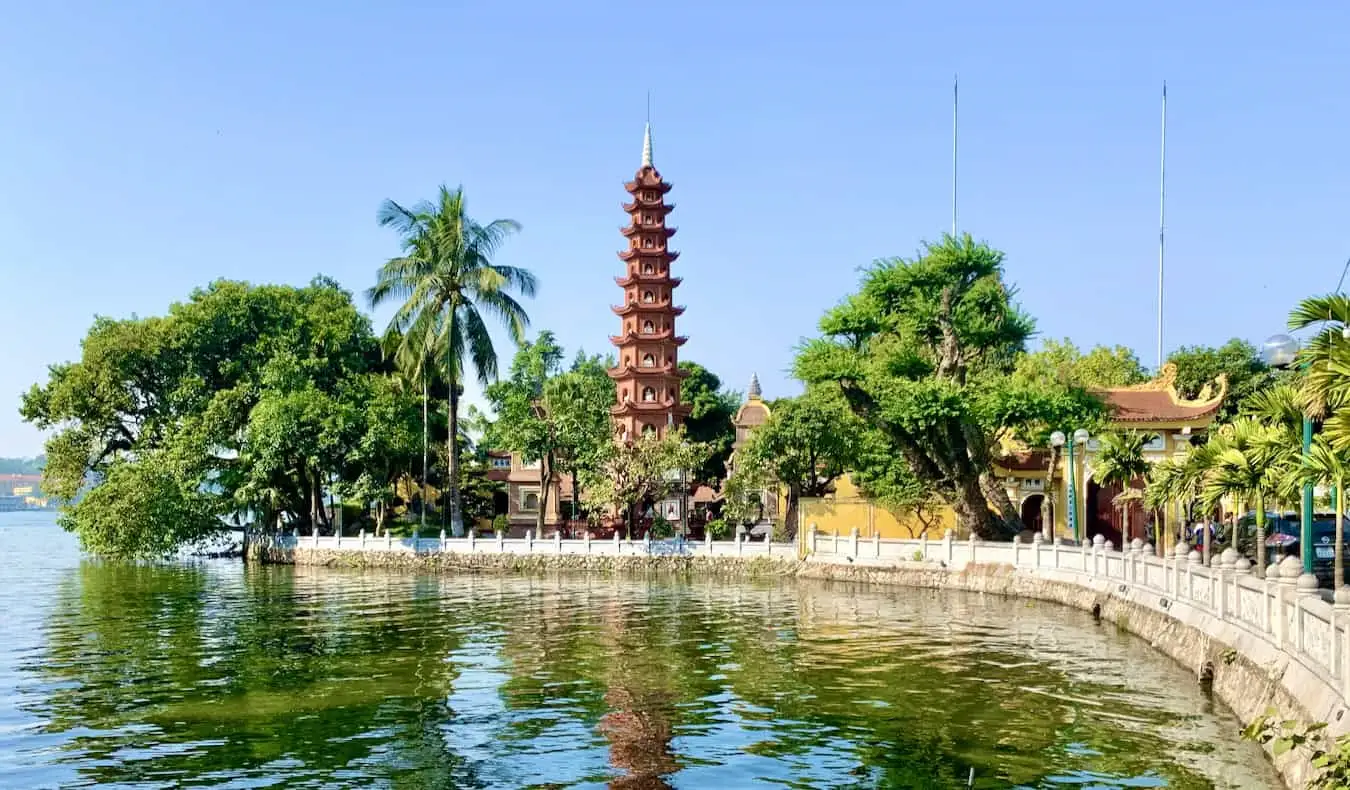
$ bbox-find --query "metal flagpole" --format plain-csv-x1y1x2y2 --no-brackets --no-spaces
952,75,959,237
1157,82,1167,371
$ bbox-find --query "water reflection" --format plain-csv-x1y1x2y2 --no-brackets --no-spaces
0,520,1281,789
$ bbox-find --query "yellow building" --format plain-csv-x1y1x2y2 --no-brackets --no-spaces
798,364,1228,543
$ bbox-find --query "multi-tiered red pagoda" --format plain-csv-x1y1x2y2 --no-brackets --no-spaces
609,124,691,441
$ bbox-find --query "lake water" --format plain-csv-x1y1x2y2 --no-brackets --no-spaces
0,511,1284,789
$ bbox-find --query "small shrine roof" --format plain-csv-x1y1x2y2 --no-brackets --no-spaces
1095,363,1227,425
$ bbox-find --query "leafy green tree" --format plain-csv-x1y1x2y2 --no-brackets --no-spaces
485,332,565,534
340,376,422,534
729,387,863,536
1013,338,1149,389
22,278,397,555
1302,436,1349,589
795,234,1105,539
677,361,739,483
1168,339,1286,424
57,454,223,558
548,352,616,519
1092,431,1151,545
580,430,708,536
367,185,536,536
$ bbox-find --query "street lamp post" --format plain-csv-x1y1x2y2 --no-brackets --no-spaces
1051,431,1067,543
1263,334,1317,579
1052,429,1091,545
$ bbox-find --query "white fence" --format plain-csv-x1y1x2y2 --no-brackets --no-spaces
807,527,1350,706
265,529,796,559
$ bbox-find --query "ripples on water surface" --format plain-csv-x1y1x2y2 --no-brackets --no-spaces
0,513,1282,789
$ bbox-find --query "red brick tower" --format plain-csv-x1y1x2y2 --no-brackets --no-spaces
609,124,691,441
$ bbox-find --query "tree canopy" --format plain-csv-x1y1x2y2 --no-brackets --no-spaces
21,278,419,557
1013,338,1149,390
795,234,1105,539
677,361,739,483
1167,339,1287,424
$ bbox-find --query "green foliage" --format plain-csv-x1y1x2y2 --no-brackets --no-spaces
59,455,224,559
678,361,739,483
491,514,509,534
1013,338,1149,389
794,234,1105,539
650,514,674,539
1240,709,1348,789
704,518,731,540
1168,339,1286,424
728,387,865,535
580,430,708,529
21,278,412,555
367,185,536,534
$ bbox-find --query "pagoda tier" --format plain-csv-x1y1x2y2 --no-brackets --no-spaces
620,225,677,239
607,363,691,378
618,247,678,262
611,302,685,317
608,124,692,442
614,274,682,288
609,331,688,346
622,199,676,213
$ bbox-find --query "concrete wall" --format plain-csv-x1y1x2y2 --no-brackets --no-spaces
252,527,1350,789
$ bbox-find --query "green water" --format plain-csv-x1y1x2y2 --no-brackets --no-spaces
0,513,1282,789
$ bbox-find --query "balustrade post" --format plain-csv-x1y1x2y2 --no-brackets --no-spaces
1012,534,1020,566
1032,532,1043,569
809,524,818,555
497,529,505,553
705,530,712,555
832,530,840,554
359,529,366,549
737,532,745,557
613,531,621,554
873,531,881,559
1092,534,1105,576
585,531,592,555
920,533,929,562
555,530,563,553
467,529,475,553
386,530,393,550
1336,597,1350,700
944,530,953,565
525,529,534,554
1172,542,1187,598
851,527,859,558
968,533,977,565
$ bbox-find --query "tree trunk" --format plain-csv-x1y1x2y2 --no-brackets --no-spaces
783,482,802,540
571,474,582,535
448,380,463,536
953,475,1001,540
537,458,549,536
1336,477,1344,590
978,473,1022,538
1254,492,1267,579
421,368,428,535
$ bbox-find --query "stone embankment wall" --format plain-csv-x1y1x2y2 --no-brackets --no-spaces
254,528,1350,789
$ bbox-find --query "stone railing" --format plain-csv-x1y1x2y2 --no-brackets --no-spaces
806,527,1350,709
260,528,795,559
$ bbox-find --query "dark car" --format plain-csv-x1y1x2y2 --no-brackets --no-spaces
1234,512,1346,586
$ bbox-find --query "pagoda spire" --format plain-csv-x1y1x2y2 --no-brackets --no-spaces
748,373,761,400
642,122,653,168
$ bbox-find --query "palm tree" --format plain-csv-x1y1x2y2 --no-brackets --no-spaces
1092,431,1150,547
1302,436,1348,591
368,186,536,535
1144,457,1183,555
1201,419,1293,577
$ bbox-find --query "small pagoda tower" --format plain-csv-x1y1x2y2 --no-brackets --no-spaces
609,123,691,441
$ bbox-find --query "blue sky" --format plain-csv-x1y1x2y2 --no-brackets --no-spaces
3,1,1348,456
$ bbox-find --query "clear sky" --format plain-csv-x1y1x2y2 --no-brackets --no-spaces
3,1,1348,457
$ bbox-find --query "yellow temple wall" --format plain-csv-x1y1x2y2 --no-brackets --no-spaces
799,476,963,539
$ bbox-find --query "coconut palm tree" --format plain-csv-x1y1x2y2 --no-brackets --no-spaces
1092,431,1150,547
1302,435,1348,591
1201,419,1293,577
369,186,536,535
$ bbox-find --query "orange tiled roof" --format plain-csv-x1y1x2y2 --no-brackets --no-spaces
1094,363,1227,424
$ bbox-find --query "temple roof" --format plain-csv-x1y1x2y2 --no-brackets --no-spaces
1095,363,1227,425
